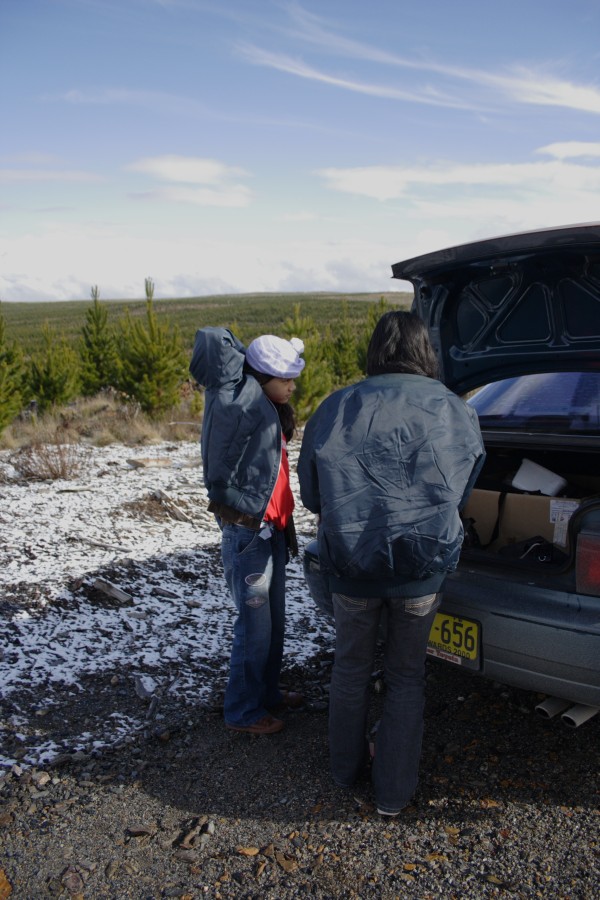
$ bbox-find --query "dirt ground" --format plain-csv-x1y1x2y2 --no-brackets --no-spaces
1,656,599,899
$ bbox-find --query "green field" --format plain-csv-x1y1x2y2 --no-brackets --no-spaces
1,292,412,355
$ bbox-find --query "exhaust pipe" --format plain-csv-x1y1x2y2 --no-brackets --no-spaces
535,696,571,720
561,704,600,729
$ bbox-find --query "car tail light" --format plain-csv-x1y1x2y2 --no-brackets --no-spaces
576,532,600,595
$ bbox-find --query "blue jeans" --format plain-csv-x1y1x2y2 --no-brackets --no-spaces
329,591,439,814
221,524,287,727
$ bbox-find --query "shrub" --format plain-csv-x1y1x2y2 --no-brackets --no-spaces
8,430,88,481
0,305,26,434
28,324,80,413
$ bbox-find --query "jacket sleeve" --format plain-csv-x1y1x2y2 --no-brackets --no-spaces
189,326,246,390
458,406,486,510
297,417,321,515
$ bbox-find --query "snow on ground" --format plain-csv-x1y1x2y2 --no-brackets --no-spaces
0,440,334,769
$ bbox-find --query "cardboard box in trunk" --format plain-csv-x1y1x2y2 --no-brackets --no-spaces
462,489,580,551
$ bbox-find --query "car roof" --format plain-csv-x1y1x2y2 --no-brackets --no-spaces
391,223,600,395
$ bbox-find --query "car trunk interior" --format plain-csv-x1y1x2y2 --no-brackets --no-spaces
460,440,600,566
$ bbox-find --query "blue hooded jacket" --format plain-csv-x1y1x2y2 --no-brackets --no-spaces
189,327,281,521
298,373,485,598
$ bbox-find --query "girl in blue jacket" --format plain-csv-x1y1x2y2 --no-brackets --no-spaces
190,328,305,735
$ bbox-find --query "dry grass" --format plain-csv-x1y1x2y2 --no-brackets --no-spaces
0,390,202,452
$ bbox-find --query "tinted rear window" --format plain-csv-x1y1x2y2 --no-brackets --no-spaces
468,372,600,433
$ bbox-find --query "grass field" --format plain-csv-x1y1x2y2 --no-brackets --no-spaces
1,291,412,355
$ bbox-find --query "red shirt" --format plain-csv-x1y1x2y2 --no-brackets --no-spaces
264,435,294,530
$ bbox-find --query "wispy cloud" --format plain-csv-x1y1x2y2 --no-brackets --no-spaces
239,2,600,115
482,68,600,115
0,168,100,183
236,45,472,109
56,85,331,133
0,152,65,165
132,186,252,207
127,154,253,206
58,87,212,118
280,1,435,69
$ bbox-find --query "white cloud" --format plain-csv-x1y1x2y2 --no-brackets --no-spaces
0,225,409,301
316,159,600,202
279,210,319,222
125,155,254,207
2,148,598,302
127,155,248,184
537,141,600,160
3,154,598,302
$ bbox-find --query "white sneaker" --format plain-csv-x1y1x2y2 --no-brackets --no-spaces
377,808,400,817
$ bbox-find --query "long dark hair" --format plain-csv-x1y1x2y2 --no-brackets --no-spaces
366,310,439,379
244,362,296,441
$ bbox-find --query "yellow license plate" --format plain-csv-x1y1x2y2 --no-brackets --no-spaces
427,613,480,669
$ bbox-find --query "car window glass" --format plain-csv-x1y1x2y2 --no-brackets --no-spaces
468,372,600,432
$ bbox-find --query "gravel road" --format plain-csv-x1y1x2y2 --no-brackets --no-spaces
1,649,599,899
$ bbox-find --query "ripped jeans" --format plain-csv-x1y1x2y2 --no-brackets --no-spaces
329,591,440,814
221,523,287,727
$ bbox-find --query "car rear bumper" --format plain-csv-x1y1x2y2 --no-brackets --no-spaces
440,568,600,707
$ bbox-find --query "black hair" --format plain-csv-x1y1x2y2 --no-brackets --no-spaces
244,361,297,441
366,310,439,379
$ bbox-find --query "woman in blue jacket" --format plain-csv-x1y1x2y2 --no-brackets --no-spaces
190,327,306,735
298,311,484,815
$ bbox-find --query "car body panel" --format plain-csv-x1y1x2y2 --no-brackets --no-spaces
391,223,600,396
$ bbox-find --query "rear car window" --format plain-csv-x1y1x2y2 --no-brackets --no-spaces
467,372,600,433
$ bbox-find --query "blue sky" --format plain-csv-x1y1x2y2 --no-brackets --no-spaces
2,0,600,302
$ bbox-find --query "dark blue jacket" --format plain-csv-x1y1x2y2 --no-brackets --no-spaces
189,327,281,521
298,373,485,598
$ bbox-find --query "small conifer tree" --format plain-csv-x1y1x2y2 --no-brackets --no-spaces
331,300,361,387
357,296,389,374
79,286,119,395
28,324,81,413
116,281,187,416
282,304,334,422
0,304,26,433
